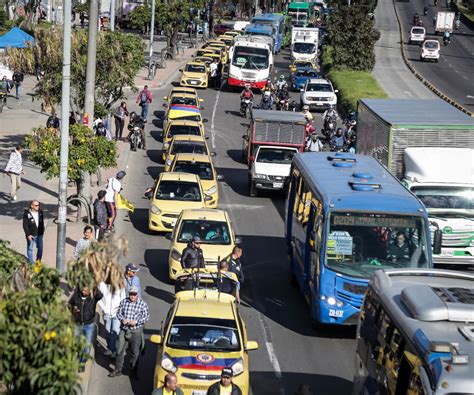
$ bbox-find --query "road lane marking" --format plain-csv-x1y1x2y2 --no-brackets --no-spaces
210,90,221,150
220,203,265,209
265,341,284,381
404,90,413,97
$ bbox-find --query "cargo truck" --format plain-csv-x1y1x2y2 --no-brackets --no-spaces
356,99,474,179
402,147,474,269
435,11,455,34
291,27,319,61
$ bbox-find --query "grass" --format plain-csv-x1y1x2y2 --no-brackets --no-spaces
457,4,474,23
322,46,388,114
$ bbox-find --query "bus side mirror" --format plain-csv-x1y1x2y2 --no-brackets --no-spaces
433,229,442,255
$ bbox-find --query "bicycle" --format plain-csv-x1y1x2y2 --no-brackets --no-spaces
147,61,157,80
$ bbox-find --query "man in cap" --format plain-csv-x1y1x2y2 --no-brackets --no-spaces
109,285,149,379
206,368,242,395
124,263,142,297
105,170,126,230
181,236,205,269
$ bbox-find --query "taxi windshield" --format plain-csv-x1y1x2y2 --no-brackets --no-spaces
168,125,201,137
177,220,231,244
155,181,202,201
325,213,429,278
185,64,206,73
294,62,313,68
170,97,198,106
171,142,207,155
173,161,213,180
167,317,240,351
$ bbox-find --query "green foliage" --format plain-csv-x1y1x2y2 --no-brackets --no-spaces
327,5,380,71
24,124,117,182
329,0,378,13
0,241,28,283
128,5,151,34
0,8,6,28
74,1,90,14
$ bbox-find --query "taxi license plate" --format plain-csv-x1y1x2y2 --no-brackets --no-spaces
192,391,207,395
273,182,284,188
329,309,343,318
190,81,198,85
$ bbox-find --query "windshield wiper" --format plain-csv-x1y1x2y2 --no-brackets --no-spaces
250,60,261,71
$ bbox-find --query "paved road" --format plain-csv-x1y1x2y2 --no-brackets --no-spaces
395,0,474,111
88,51,355,395
373,0,435,98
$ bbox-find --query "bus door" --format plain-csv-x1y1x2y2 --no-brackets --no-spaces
308,197,323,298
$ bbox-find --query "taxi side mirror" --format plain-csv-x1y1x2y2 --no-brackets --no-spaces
199,98,204,102
163,96,168,100
145,190,153,199
203,118,209,123
210,152,217,157
179,68,183,72
150,334,162,344
242,135,249,141
235,237,242,245
205,195,213,201
245,341,259,351
217,174,224,181
200,106,205,110
163,103,168,107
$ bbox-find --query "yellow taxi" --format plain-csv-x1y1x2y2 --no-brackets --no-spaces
205,40,227,53
169,153,221,208
166,208,239,279
147,172,212,233
150,287,258,394
180,62,209,89
225,31,241,39
162,105,205,136
163,87,202,105
205,45,227,64
164,135,212,172
163,93,202,116
218,35,234,48
193,56,213,72
289,59,319,72
162,120,206,161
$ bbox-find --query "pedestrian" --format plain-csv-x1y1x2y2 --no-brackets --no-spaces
12,70,24,99
68,285,103,372
152,373,184,395
305,133,323,152
114,101,129,141
46,111,60,129
4,145,24,202
206,368,242,395
0,76,11,94
181,236,205,269
209,59,219,89
227,246,244,284
124,263,142,297
69,111,77,125
93,190,108,240
108,285,149,379
136,85,153,122
105,170,126,230
74,225,94,260
218,260,240,303
98,279,126,357
23,200,45,264
80,11,85,28
217,59,223,88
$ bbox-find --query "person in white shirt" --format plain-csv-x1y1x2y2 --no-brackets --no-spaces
98,280,126,356
209,59,219,89
4,145,24,201
305,133,324,152
105,171,126,230
74,225,94,259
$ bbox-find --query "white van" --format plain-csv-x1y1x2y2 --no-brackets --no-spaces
409,26,426,44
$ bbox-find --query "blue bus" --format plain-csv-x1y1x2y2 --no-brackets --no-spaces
243,24,276,53
285,153,435,327
251,13,285,52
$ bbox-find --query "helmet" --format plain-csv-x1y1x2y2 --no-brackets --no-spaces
311,134,318,141
336,128,343,136
279,75,285,80
303,105,309,111
264,91,271,97
245,83,251,89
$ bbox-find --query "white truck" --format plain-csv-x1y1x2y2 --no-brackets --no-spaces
403,147,474,269
291,27,319,62
435,11,455,34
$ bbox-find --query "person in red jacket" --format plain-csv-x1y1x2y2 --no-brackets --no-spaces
136,85,153,122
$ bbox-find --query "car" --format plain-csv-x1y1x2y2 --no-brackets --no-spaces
180,62,209,88
409,26,426,44
218,35,234,48
420,39,440,62
289,59,318,73
290,67,322,91
164,93,202,115
166,209,239,279
169,153,221,208
300,78,338,111
202,44,227,64
162,105,205,134
150,283,258,393
164,135,212,172
162,120,206,161
214,23,233,36
195,50,222,65
193,56,213,72
147,172,211,233
224,31,241,39
163,87,202,105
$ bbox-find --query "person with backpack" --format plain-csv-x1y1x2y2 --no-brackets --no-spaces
136,85,152,122
12,70,24,99
46,112,60,129
105,171,126,230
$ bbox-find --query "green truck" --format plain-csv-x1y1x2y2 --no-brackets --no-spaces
287,2,313,27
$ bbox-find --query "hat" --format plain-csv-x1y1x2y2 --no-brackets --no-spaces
221,368,233,378
126,263,140,272
97,190,106,199
129,286,139,294
116,171,126,180
192,236,201,243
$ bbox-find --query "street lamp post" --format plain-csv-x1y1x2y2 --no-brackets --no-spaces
148,0,156,71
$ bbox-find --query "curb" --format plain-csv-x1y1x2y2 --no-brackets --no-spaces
391,0,474,117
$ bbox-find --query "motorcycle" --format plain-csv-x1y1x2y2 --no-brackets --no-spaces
288,101,298,112
240,98,253,118
329,138,348,152
455,19,460,29
276,97,289,111
424,7,428,15
434,0,438,5
416,19,424,27
443,36,451,46
130,125,144,151
259,95,272,110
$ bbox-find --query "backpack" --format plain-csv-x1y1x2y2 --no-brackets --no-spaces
140,91,148,104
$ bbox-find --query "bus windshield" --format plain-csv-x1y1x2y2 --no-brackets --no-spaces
326,212,429,278
232,46,269,69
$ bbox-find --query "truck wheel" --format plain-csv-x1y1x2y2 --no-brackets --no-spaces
249,181,258,197
435,58,439,63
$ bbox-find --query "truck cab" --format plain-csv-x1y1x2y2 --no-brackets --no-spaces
403,147,474,269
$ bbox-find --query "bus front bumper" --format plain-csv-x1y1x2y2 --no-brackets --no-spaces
228,77,267,90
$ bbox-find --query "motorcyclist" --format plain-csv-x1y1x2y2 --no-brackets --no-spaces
275,75,288,91
288,100,298,111
302,105,313,123
443,30,451,44
423,5,428,15
127,111,146,149
240,84,254,101
259,91,273,110
330,128,346,151
413,13,420,24
276,87,289,110
305,133,323,152
455,19,460,29
323,107,339,122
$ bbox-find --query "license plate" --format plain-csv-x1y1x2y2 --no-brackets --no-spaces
329,309,343,318
273,182,284,188
440,249,454,257
192,391,207,395
190,81,198,85
315,103,324,106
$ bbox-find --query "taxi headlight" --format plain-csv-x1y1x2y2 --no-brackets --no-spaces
163,143,169,150
230,358,244,376
171,248,181,261
161,353,177,373
166,159,172,167
205,186,217,195
151,204,161,215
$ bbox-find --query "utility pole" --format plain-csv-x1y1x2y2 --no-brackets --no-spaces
110,0,116,31
56,0,72,272
148,0,156,71
83,0,99,203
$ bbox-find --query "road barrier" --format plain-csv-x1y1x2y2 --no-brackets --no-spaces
391,0,474,117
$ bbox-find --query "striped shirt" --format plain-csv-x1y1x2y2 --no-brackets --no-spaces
4,150,22,175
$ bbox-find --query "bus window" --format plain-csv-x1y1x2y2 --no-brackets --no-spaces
297,181,312,224
291,171,302,215
396,349,427,395
385,327,406,394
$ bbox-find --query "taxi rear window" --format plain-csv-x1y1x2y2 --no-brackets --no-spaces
171,141,207,155
168,125,201,136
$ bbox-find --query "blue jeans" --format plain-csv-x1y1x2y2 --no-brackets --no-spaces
104,315,120,352
141,103,149,121
77,323,95,363
15,83,20,98
27,235,43,264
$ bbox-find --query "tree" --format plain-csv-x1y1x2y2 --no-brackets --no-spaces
327,6,380,71
24,124,117,194
127,5,152,34
6,29,144,114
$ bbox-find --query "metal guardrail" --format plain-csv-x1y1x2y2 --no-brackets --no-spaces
67,194,92,224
